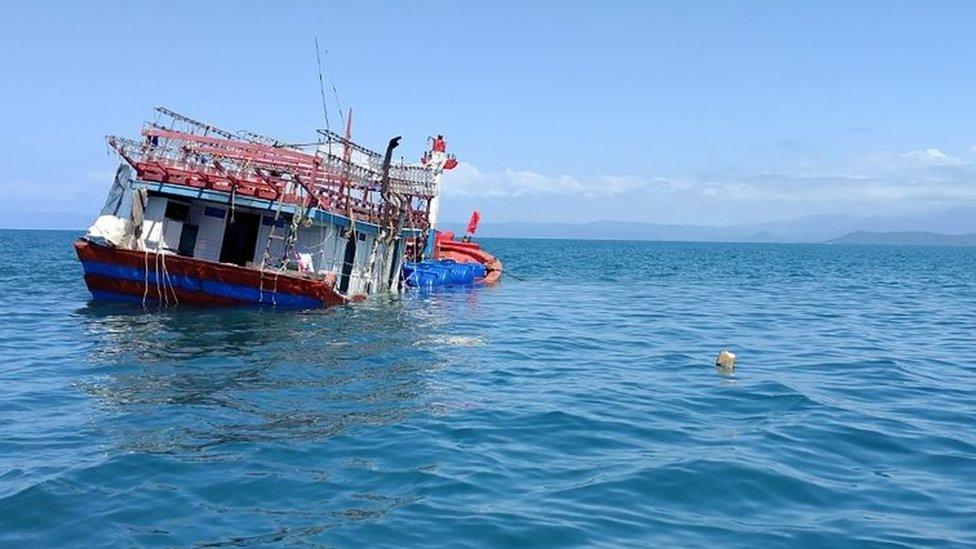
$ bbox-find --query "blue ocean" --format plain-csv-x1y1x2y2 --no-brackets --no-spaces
1,229,974,547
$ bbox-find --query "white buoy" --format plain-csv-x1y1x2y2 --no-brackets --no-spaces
716,350,736,371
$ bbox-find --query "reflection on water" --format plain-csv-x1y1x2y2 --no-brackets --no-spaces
75,293,478,455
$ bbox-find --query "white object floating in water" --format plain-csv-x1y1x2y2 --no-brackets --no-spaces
716,350,736,370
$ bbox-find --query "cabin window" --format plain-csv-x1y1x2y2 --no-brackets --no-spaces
203,206,225,219
262,215,290,228
164,201,191,222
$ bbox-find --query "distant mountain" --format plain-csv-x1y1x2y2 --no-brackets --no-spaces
440,220,761,242
10,205,976,244
828,231,976,246
441,207,976,243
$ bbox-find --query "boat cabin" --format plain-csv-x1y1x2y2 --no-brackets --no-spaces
137,186,397,296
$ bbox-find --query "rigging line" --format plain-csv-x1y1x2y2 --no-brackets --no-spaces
321,47,345,129
333,84,345,129
314,37,331,132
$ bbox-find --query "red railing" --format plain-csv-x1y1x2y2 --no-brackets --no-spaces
106,108,437,229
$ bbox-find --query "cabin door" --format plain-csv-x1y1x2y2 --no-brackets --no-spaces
219,212,261,266
338,235,357,293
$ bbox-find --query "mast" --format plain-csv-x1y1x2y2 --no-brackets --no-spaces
342,108,353,164
421,134,457,257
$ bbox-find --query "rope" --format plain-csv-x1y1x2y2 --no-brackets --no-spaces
143,248,150,306
330,223,340,273
140,218,181,307
316,222,326,276
160,250,178,305
229,181,237,223
153,244,162,303
364,231,383,294
258,190,288,304
397,197,419,292
271,270,280,307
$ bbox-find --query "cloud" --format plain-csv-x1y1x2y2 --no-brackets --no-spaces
696,172,976,204
444,162,662,198
445,162,703,199
900,147,964,167
862,147,970,170
440,145,976,216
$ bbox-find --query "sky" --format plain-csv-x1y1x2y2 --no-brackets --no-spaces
2,1,976,229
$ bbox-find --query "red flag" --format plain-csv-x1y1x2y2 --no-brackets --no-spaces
465,210,481,235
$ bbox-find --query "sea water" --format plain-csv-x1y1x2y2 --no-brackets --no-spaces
1,229,974,547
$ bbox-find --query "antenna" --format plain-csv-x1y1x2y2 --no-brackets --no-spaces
314,37,331,131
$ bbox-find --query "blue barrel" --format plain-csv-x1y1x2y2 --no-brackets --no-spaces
403,261,450,287
402,260,484,288
465,262,487,280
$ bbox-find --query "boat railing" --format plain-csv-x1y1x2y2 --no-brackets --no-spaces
107,111,438,230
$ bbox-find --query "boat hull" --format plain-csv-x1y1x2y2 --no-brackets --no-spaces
74,239,345,308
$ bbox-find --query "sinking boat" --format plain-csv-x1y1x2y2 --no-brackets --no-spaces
76,108,501,307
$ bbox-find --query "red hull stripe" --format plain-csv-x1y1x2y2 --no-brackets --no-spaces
80,260,322,307
75,240,344,308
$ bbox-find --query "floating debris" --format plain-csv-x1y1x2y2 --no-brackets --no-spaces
715,350,736,371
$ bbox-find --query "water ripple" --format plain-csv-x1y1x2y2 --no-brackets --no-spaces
1,231,975,546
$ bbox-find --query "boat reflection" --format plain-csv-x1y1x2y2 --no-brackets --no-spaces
73,296,475,454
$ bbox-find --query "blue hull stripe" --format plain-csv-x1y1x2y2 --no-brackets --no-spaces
81,260,322,308
90,290,149,304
